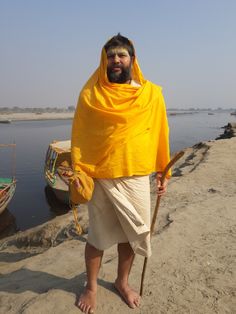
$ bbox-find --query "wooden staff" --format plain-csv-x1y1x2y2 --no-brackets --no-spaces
140,150,185,296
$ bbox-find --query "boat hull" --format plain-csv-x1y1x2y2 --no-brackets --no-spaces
44,140,71,205
45,173,69,205
48,185,69,204
0,181,16,215
0,120,11,124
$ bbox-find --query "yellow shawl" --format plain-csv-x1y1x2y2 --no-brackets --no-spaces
71,48,171,178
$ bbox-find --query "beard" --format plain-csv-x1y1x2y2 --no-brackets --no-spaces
107,63,132,83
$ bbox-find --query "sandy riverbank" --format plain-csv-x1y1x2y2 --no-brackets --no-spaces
0,112,74,121
0,137,235,313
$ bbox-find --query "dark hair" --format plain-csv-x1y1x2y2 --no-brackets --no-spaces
104,33,135,57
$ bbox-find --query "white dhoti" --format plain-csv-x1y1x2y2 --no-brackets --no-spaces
87,175,151,257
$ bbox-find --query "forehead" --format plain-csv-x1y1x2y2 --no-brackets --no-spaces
106,47,129,56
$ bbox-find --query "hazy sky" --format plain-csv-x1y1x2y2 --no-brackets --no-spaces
0,0,235,109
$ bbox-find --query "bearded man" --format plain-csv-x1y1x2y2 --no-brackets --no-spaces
71,34,171,313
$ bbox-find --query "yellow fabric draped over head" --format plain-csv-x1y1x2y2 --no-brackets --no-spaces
71,46,171,178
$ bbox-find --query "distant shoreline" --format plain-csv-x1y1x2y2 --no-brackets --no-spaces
1,109,235,123
0,112,74,122
0,111,198,122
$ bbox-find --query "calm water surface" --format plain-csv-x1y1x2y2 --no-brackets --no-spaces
0,112,235,231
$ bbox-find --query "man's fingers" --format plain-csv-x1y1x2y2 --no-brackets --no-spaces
157,190,166,196
156,176,169,196
157,184,167,195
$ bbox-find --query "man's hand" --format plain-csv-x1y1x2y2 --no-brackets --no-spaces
156,173,169,196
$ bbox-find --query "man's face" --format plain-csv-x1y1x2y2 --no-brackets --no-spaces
106,47,133,83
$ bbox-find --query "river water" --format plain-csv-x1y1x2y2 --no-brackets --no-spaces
0,111,235,231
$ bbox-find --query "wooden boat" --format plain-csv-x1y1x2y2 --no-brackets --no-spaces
0,178,16,215
44,140,72,204
230,111,236,116
0,144,16,215
0,119,11,124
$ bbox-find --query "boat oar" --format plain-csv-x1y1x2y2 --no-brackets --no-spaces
139,150,184,296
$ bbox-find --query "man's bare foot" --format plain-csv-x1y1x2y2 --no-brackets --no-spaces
75,288,97,314
114,279,141,309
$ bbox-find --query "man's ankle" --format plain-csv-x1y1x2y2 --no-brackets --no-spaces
86,282,98,292
115,278,128,288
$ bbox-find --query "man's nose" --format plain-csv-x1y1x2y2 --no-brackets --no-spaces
113,54,120,63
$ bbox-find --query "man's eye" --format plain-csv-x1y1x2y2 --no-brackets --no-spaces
107,54,128,58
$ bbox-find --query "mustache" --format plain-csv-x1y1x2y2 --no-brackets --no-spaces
110,64,123,69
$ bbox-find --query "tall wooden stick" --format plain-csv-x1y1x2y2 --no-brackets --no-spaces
139,150,184,296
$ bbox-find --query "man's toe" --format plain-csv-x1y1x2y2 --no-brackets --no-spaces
128,299,136,309
81,302,87,313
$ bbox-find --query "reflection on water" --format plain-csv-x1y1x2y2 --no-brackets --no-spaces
0,209,17,239
44,185,70,214
0,113,235,233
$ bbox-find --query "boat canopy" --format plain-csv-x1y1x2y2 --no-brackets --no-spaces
50,140,71,154
45,140,72,176
0,178,13,184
